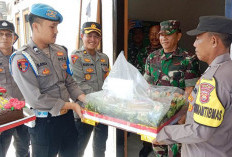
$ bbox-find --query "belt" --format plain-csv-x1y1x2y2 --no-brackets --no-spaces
34,109,69,118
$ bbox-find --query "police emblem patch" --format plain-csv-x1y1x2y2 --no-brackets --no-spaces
86,68,94,73
200,83,214,103
57,52,64,56
42,68,50,75
17,59,29,72
84,58,91,62
71,55,79,64
85,74,91,80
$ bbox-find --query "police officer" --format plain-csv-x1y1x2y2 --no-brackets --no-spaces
10,3,85,157
0,20,30,157
153,16,232,157
69,22,109,157
144,20,200,157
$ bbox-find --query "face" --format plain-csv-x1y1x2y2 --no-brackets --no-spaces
81,32,101,51
132,28,144,45
160,32,181,52
35,19,59,45
0,30,16,50
193,33,212,63
149,25,160,47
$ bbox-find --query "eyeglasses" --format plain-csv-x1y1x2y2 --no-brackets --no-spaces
84,34,101,40
0,32,13,38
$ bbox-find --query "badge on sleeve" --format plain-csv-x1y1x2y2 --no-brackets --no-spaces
17,59,29,72
71,55,79,64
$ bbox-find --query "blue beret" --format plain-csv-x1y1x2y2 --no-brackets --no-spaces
30,3,63,23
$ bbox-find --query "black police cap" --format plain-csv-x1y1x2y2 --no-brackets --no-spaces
187,16,232,36
0,20,19,41
82,22,101,36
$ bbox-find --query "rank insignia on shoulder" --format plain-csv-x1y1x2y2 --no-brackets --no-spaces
84,58,91,62
71,55,79,64
200,83,214,103
101,59,105,63
62,63,67,69
57,52,64,56
85,74,91,80
86,68,94,73
42,68,50,75
17,59,29,72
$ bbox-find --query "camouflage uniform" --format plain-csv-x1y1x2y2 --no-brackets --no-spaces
128,43,144,73
144,47,199,90
137,44,162,75
144,20,200,157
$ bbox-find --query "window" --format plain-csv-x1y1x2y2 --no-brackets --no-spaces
15,13,21,48
23,9,31,44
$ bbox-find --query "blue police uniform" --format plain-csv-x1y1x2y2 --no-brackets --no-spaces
10,4,83,157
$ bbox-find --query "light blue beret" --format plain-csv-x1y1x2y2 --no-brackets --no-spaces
30,3,63,23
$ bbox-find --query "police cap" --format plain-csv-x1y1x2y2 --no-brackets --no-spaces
30,3,63,23
82,22,101,36
187,16,232,36
0,20,18,41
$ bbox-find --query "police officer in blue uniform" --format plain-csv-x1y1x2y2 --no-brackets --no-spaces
0,20,30,157
10,3,86,157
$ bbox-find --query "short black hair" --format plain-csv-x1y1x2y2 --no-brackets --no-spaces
130,27,144,35
209,32,232,48
28,13,43,30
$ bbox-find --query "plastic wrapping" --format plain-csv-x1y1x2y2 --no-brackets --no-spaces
85,52,187,127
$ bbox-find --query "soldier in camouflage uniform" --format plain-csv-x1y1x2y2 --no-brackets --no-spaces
69,22,109,157
128,26,145,73
144,20,200,157
137,23,162,75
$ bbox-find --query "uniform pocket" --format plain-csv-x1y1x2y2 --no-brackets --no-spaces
83,66,96,81
37,66,53,88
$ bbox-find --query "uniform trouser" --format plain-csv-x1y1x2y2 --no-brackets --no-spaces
0,125,30,157
28,110,78,157
75,118,108,157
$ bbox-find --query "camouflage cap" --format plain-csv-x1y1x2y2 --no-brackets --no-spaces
82,22,101,36
159,20,181,35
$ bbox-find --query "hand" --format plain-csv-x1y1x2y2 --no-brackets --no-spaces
128,20,135,31
152,138,165,145
178,114,186,124
72,103,84,119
